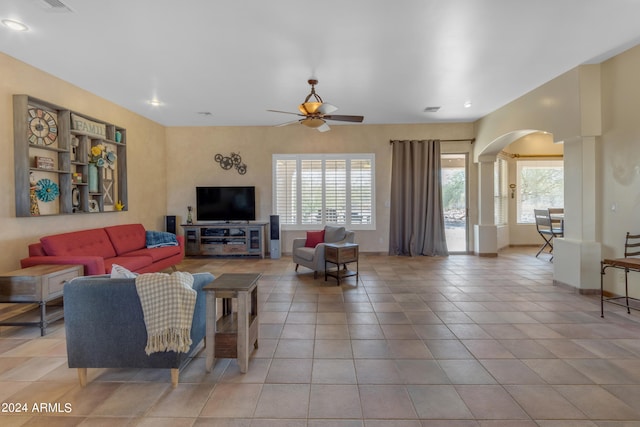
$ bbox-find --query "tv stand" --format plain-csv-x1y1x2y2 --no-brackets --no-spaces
182,223,267,258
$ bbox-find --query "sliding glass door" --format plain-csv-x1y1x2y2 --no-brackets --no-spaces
441,154,468,253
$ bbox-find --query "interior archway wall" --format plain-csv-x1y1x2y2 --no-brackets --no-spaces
471,64,602,291
474,66,590,158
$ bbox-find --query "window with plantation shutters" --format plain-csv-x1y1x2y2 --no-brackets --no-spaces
274,159,297,224
272,154,375,230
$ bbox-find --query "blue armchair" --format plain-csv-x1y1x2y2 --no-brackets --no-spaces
64,272,214,387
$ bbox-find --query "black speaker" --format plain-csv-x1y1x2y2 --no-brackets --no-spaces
269,215,280,259
165,215,177,234
270,215,280,240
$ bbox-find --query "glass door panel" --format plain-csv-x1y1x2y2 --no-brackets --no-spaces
441,154,468,253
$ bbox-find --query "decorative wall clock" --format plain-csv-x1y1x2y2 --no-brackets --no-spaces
27,108,58,146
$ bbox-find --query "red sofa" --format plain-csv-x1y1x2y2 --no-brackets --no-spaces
20,224,184,275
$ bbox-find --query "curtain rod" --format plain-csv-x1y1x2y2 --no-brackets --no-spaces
507,153,563,158
390,138,476,144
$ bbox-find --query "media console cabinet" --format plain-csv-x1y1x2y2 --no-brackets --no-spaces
182,223,267,258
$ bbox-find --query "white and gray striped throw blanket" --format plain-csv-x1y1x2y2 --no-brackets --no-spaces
135,271,196,355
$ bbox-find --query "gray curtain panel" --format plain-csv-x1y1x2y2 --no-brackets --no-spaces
389,139,449,256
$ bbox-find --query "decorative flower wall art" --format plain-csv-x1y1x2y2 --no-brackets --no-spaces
35,178,59,202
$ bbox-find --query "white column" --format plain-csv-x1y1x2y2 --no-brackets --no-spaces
474,160,498,256
553,136,601,291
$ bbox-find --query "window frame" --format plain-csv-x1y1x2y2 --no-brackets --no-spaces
272,153,376,231
515,159,564,224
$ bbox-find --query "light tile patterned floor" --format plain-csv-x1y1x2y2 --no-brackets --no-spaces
2,248,640,426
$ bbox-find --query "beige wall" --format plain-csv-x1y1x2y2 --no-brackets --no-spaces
474,67,584,153
0,52,168,273
165,124,475,253
600,44,640,296
0,51,475,272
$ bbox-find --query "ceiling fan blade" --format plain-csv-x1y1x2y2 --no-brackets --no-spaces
274,119,301,127
318,103,338,114
267,109,305,117
317,123,331,132
323,114,364,123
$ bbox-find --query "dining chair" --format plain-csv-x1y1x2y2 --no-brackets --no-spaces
534,209,564,259
548,207,564,238
600,232,640,316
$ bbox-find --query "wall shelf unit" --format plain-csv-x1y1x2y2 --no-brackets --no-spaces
182,223,267,258
13,95,127,217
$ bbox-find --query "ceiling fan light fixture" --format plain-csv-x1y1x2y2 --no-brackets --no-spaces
299,102,322,115
301,118,326,128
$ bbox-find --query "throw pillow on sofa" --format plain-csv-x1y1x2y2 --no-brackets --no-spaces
305,230,325,247
110,263,137,278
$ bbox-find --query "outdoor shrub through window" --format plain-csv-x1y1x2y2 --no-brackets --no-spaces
516,159,564,223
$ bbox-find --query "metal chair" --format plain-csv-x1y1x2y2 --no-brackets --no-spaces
534,209,564,259
600,232,640,317
548,207,564,230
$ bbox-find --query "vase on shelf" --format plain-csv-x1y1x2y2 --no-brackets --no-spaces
187,206,193,224
88,163,98,193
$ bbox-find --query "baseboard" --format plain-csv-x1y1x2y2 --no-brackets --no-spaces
553,279,600,295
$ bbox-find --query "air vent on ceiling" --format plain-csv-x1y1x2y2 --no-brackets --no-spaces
423,106,441,113
37,0,74,13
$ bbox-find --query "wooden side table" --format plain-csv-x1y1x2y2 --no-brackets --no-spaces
0,264,83,335
325,243,359,285
204,273,260,373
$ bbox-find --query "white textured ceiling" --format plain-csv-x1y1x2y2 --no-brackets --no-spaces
2,0,640,128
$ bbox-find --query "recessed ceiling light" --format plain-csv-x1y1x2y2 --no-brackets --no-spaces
147,99,163,106
424,106,440,113
463,101,472,108
2,19,29,31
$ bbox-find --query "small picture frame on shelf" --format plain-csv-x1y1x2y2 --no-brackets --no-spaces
35,156,55,170
88,199,99,213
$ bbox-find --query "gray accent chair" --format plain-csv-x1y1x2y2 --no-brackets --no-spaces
64,272,214,387
293,225,355,278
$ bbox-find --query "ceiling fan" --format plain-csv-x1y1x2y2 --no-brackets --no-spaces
268,78,364,132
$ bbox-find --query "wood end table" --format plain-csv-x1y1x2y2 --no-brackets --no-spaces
204,273,261,373
324,243,359,285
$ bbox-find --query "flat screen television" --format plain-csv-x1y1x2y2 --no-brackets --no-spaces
196,186,256,222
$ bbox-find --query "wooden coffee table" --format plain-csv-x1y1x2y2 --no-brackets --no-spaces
0,264,83,335
204,273,260,373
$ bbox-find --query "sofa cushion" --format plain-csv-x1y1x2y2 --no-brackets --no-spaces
305,230,325,248
123,245,182,262
324,225,346,243
41,228,117,259
104,256,153,273
105,224,147,255
294,246,316,262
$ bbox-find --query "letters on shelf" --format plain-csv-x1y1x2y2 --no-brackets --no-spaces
71,113,106,138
